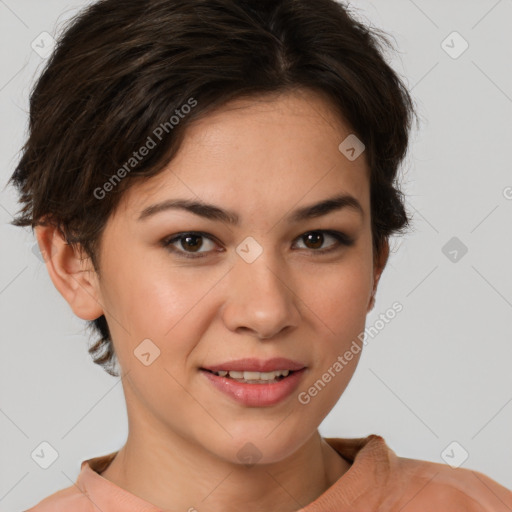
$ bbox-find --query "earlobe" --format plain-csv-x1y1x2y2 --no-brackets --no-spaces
34,223,104,321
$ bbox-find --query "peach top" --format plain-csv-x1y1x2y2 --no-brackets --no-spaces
25,434,512,511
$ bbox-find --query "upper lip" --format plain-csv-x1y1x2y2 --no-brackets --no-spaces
201,357,306,373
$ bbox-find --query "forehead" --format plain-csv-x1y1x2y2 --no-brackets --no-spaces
118,89,370,221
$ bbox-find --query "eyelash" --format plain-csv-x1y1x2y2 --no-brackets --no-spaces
161,230,355,260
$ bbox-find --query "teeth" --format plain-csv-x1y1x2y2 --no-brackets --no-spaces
214,369,291,381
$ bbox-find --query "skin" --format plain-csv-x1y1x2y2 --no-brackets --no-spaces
36,88,389,512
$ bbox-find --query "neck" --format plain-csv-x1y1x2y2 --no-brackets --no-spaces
100,424,351,512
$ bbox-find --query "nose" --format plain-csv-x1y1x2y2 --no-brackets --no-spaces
221,249,301,340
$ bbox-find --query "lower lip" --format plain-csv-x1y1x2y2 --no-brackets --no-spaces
201,369,306,407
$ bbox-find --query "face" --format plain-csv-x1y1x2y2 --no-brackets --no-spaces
87,89,385,464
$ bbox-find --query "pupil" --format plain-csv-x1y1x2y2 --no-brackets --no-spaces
306,231,323,249
183,234,202,252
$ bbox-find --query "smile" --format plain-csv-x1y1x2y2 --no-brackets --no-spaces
200,365,307,407
205,369,293,383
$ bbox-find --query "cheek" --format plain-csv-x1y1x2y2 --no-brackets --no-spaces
302,257,373,333
102,259,225,369
297,252,372,395
103,253,184,332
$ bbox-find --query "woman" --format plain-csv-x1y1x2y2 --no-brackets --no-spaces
9,0,512,510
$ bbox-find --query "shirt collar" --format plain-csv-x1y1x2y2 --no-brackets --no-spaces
76,434,394,512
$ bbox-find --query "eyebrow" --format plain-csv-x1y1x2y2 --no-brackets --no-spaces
137,192,364,225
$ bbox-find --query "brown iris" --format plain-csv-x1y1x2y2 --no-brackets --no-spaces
303,231,324,250
180,234,203,252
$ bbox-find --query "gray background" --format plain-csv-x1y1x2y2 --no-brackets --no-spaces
1,0,511,510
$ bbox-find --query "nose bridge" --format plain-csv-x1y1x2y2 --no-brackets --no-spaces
236,232,292,290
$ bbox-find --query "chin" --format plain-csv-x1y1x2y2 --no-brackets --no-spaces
206,427,313,467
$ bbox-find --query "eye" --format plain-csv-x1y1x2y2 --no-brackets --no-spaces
161,230,354,259
162,231,219,259
293,230,355,254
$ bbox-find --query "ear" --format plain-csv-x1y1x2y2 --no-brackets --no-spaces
34,223,104,321
367,239,390,312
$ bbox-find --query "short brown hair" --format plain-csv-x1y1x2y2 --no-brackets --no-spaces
8,0,418,377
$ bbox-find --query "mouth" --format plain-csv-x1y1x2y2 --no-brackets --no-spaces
201,368,296,384
199,358,307,407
